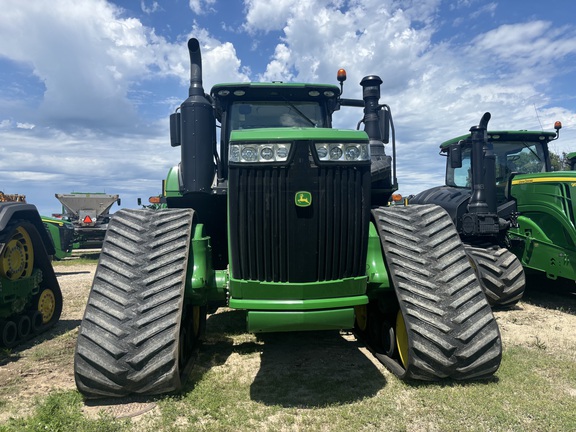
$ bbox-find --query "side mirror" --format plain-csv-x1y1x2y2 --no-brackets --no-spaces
450,144,462,168
137,198,142,206
170,112,181,147
378,109,390,144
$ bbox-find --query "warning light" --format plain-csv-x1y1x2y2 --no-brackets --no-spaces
337,68,347,83
554,121,562,130
83,215,93,224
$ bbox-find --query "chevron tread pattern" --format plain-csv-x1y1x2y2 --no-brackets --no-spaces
373,204,502,380
464,245,526,309
74,208,194,398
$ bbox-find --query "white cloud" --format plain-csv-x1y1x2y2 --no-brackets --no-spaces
0,0,575,212
243,1,576,194
189,0,216,15
141,1,161,14
16,122,35,130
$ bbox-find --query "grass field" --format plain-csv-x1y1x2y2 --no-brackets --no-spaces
0,262,575,432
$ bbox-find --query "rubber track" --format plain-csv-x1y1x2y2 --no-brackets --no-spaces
74,208,194,398
464,245,525,309
372,204,502,380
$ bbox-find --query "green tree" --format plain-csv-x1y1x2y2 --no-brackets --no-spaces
549,150,564,171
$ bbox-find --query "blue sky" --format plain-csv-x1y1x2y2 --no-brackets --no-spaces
1,0,575,215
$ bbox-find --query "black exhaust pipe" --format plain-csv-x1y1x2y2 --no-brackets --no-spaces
467,112,491,214
170,38,216,194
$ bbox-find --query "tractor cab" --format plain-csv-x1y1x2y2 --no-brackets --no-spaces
442,130,557,205
210,82,341,182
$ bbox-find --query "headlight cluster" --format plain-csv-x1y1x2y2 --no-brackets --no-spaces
315,143,370,162
229,143,291,163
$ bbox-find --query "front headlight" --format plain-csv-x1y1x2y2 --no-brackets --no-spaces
229,143,292,163
315,143,370,162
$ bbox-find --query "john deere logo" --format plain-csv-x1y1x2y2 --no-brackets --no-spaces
295,191,312,207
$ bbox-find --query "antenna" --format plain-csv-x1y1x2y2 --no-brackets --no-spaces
533,103,543,131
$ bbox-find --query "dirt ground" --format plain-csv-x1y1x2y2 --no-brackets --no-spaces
0,263,575,422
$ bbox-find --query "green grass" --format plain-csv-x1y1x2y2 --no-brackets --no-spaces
0,392,130,432
3,326,575,431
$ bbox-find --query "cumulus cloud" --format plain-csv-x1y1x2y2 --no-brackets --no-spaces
0,0,575,212
189,0,216,15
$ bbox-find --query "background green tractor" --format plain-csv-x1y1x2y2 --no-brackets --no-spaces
41,215,76,260
0,202,63,347
74,38,502,398
411,116,572,302
566,152,576,171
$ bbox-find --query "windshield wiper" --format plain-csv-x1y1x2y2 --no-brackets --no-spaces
279,95,317,127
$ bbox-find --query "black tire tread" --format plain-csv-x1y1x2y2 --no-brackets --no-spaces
74,208,194,398
464,245,525,309
373,204,502,380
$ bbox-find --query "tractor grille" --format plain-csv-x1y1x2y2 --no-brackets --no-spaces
228,142,370,283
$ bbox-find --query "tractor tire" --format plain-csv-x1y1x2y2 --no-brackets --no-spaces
371,204,502,381
74,208,201,398
464,245,525,309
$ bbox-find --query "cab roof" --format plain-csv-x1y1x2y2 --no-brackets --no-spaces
440,130,558,151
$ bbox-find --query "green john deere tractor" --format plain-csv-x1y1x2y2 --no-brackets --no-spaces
0,202,63,347
42,215,76,260
566,152,576,171
74,38,502,398
410,115,572,302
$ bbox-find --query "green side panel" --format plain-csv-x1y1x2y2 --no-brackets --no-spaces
366,221,391,294
509,174,576,280
165,165,182,198
247,308,355,333
185,224,227,305
229,276,366,300
230,127,368,143
42,219,73,260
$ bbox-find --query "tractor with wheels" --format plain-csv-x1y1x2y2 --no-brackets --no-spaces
410,115,570,303
74,38,502,398
0,201,63,347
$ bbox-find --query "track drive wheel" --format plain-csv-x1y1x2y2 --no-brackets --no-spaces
0,224,34,281
370,204,502,381
464,245,525,309
74,208,199,398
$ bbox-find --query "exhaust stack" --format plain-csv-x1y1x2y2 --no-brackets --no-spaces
170,38,216,194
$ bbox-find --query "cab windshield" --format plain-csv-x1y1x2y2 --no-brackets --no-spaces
447,141,547,188
229,101,326,130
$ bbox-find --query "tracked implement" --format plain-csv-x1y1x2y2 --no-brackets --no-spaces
0,202,63,347
74,38,501,398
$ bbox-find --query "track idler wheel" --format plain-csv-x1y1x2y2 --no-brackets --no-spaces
395,310,409,369
35,288,59,326
178,304,207,373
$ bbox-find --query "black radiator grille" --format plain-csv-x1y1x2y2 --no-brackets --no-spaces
229,142,370,283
